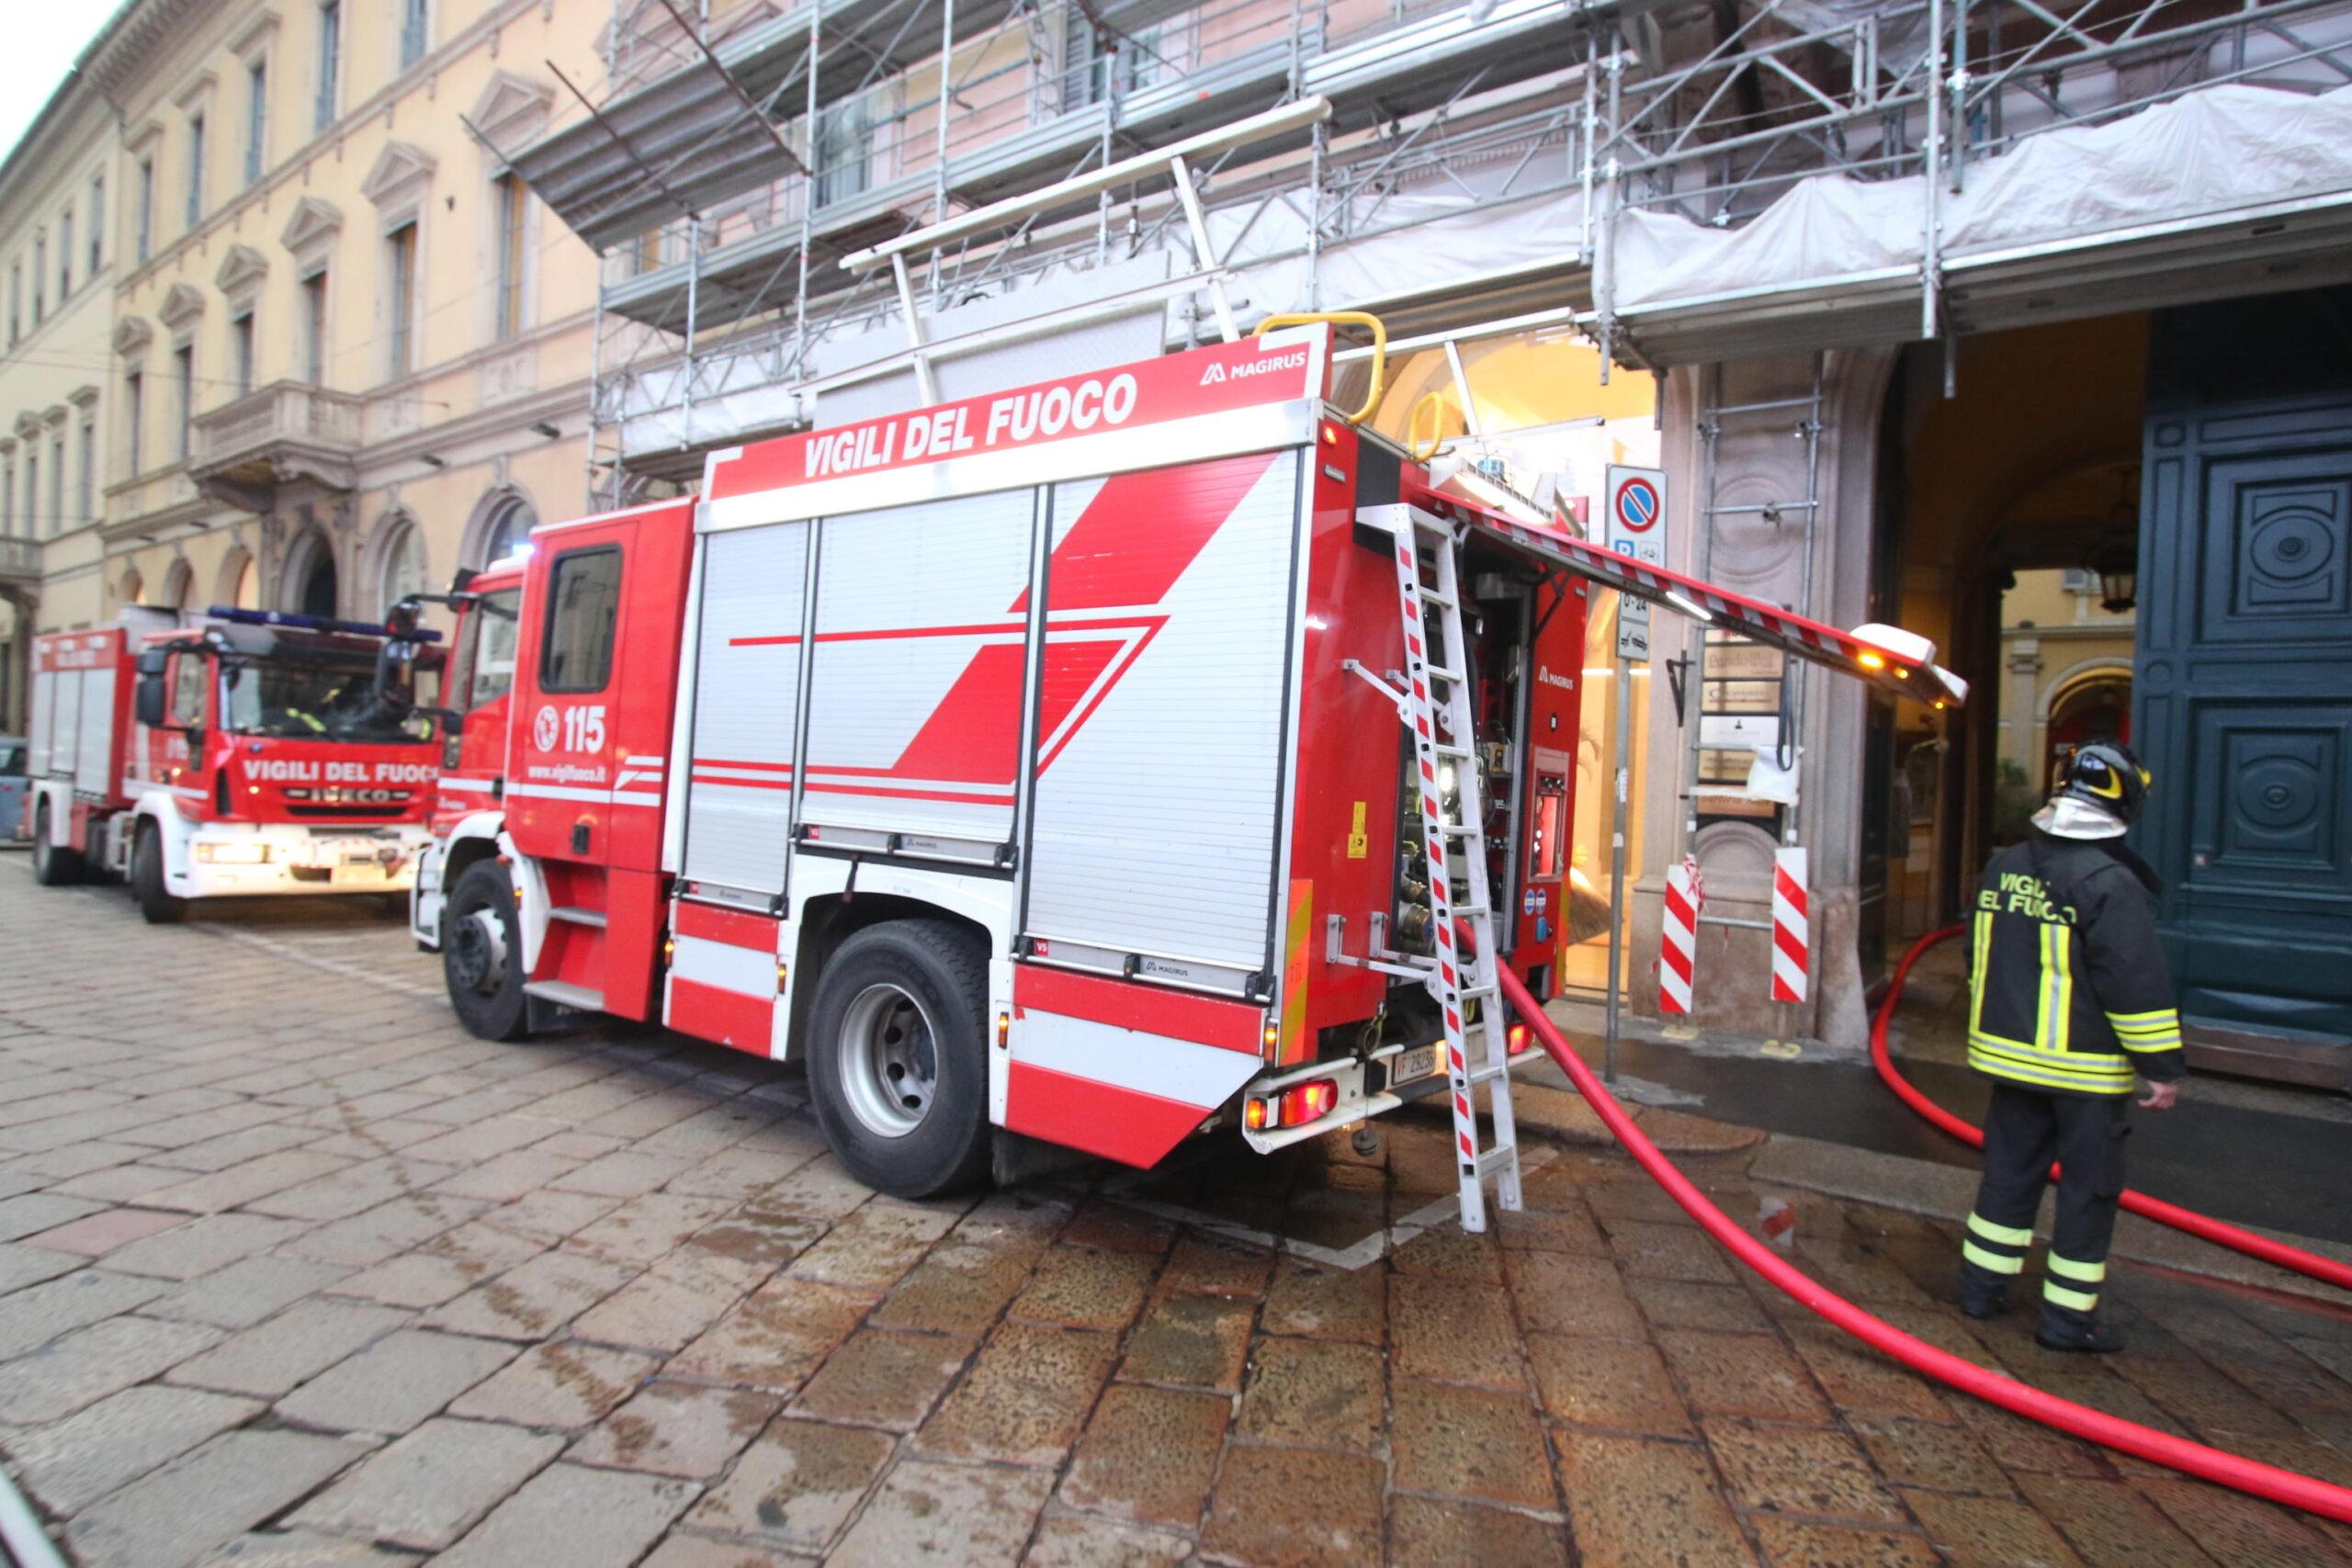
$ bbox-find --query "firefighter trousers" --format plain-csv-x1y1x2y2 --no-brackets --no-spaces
1960,1083,2130,1325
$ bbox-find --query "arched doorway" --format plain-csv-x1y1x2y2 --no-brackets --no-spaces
470,490,537,569
281,529,339,618
372,513,430,615
2043,673,2132,791
119,568,145,607
161,558,195,610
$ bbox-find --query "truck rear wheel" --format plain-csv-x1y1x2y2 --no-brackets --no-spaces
132,824,185,923
806,920,991,1199
31,801,83,886
444,860,527,1041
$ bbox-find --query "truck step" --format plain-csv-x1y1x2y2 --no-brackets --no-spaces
548,906,607,928
523,980,605,1013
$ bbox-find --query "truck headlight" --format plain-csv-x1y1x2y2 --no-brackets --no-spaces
195,842,272,865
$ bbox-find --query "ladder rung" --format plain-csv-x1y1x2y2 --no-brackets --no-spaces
1432,742,1474,760
1468,1061,1511,1086
1475,1147,1519,1179
1459,986,1499,1005
1441,823,1478,837
1453,905,1492,919
1425,664,1464,683
1419,588,1457,609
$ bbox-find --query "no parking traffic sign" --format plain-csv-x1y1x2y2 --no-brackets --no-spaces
1603,465,1669,661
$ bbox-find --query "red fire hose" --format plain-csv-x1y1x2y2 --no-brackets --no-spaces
1873,927,2352,1294
1498,964,2352,1523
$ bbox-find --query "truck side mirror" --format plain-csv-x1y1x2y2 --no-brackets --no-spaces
133,649,170,728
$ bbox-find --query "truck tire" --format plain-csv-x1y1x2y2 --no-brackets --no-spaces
806,919,992,1200
132,824,186,924
31,801,83,886
444,860,527,1041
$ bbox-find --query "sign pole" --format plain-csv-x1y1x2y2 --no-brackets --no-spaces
1603,646,1632,1087
1599,465,1665,1091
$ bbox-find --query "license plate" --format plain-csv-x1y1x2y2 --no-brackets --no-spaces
331,862,381,884
1390,1043,1442,1089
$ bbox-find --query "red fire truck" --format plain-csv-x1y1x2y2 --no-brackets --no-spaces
27,606,441,922
410,321,1962,1223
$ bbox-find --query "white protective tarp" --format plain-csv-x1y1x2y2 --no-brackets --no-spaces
1618,83,2352,310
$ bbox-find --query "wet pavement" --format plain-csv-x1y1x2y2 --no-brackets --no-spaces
1534,944,2352,1247
3,855,2352,1566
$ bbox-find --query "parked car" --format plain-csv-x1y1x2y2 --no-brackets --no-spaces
0,735,27,842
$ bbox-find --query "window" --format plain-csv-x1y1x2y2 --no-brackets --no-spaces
125,370,145,476
244,60,268,186
1058,8,1165,110
59,211,72,297
48,434,62,538
539,547,621,693
21,452,35,537
399,0,429,69
2,460,12,534
169,652,208,727
174,344,195,461
492,174,526,338
186,112,206,229
314,2,340,130
301,270,328,381
7,263,17,344
31,236,44,323
232,310,256,396
813,100,872,207
88,177,102,274
76,416,93,525
386,221,417,375
136,158,153,262
460,587,521,710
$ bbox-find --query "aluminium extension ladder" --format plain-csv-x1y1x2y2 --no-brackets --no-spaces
1351,505,1523,1233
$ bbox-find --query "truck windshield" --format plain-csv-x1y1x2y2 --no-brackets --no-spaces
219,659,431,743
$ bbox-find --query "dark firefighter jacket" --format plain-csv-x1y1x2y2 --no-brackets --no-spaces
1966,831,2187,1097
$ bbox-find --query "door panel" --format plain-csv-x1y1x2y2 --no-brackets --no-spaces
2139,288,2352,1044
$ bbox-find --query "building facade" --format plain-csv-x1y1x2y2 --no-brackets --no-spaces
51,0,608,671
0,74,119,728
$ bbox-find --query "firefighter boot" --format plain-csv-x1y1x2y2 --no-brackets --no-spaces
1957,1255,2016,1320
2034,1302,2124,1354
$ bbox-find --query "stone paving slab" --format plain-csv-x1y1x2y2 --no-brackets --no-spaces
3,859,2352,1566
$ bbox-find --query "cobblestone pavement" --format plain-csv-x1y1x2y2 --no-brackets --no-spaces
4,856,2352,1567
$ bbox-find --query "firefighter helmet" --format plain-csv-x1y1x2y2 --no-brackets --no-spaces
2052,741,2151,826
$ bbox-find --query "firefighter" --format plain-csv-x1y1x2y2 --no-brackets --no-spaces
1957,741,2184,1353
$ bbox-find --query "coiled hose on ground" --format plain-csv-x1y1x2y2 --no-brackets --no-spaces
1497,964,2352,1523
1872,926,2352,1294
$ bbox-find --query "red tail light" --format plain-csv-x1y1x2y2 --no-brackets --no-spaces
1278,1078,1338,1126
1508,1021,1531,1055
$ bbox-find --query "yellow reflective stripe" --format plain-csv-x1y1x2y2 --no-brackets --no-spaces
1967,1213,2033,1247
1967,1036,2133,1082
1963,1241,2025,1276
2044,1280,2100,1313
2038,922,2073,1053
2047,1254,2107,1284
1970,911,1993,1038
2120,1035,2183,1055
2109,1008,2177,1027
1967,1050,2133,1097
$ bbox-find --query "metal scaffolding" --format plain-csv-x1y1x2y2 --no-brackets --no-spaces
508,0,2352,502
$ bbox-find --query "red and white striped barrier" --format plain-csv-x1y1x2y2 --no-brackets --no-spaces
1660,859,1700,1014
1771,847,1809,1003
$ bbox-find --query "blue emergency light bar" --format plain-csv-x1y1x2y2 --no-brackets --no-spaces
201,605,444,643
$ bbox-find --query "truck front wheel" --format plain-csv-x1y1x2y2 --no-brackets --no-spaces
31,801,84,886
132,824,185,924
806,920,992,1199
444,860,527,1041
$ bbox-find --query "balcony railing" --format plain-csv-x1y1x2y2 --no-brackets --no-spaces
0,536,40,584
190,381,365,510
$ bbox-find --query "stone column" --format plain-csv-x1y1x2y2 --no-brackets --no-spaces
1636,349,1896,1051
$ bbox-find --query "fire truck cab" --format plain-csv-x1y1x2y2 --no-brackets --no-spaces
412,322,1960,1204
28,607,442,921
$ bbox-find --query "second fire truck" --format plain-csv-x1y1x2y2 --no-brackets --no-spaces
27,606,441,921
409,320,1962,1225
